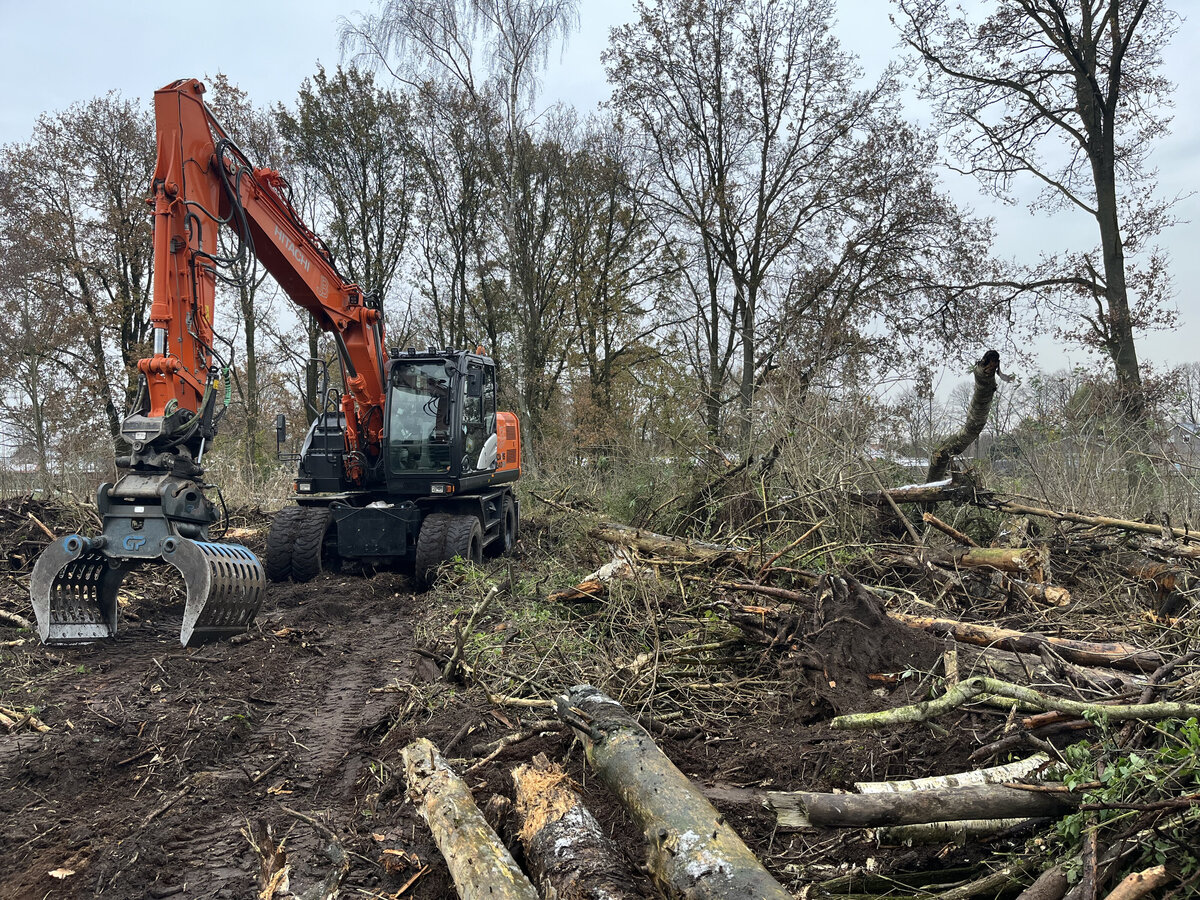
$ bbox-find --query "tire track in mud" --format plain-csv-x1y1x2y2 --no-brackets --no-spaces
285,605,415,799
0,574,425,899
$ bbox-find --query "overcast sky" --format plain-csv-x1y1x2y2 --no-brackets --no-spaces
1,0,1195,385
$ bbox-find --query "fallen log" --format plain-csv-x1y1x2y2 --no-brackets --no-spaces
399,738,538,900
877,817,1048,846
590,523,753,567
1100,865,1169,900
923,512,979,546
922,546,1044,576
992,499,1200,544
887,612,1162,672
547,579,609,603
556,685,790,900
853,753,1049,794
767,784,1074,829
856,476,975,506
830,676,1200,731
0,608,33,630
547,551,643,604
1007,579,1071,607
511,753,648,900
852,755,1051,845
1142,537,1200,560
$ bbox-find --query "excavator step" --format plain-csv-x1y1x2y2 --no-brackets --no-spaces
30,534,265,647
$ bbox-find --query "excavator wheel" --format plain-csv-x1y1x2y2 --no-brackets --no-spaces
413,512,454,590
486,494,518,557
445,515,484,566
291,507,334,583
264,506,306,582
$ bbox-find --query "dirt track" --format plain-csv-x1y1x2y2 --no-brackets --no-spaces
0,565,462,898
0,509,981,899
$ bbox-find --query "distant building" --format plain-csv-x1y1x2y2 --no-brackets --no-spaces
1165,422,1200,468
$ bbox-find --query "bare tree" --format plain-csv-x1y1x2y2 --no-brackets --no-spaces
897,0,1181,426
608,0,992,447
559,114,675,449
340,0,581,452
205,74,290,467
409,81,500,352
0,94,155,445
276,66,418,313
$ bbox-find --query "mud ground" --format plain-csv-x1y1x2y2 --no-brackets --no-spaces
0,502,992,899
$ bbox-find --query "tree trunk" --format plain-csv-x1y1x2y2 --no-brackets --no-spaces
926,351,1001,483
511,753,649,900
399,738,538,900
557,685,791,900
1091,143,1144,427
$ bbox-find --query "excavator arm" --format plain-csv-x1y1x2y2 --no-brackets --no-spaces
30,78,388,646
145,78,386,479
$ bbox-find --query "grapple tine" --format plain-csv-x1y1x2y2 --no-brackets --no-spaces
30,536,125,644
166,539,265,646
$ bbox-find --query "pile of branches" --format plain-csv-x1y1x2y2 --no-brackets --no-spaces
401,481,1200,898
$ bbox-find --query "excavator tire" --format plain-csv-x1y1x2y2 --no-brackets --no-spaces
486,493,518,557
290,507,333,583
413,512,455,590
265,506,306,582
445,515,484,566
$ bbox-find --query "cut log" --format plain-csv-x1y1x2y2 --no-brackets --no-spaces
547,551,643,604
399,738,538,900
511,753,649,900
923,546,1045,576
1009,579,1071,607
887,612,1162,672
1100,865,1170,900
767,784,1075,829
857,476,978,506
547,579,609,604
877,817,1047,846
557,685,790,900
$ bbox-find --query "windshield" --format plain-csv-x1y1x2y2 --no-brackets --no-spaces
388,361,453,473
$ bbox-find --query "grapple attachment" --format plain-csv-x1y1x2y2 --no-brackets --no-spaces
30,534,265,647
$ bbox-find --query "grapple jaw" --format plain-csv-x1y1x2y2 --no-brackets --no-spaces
30,534,265,647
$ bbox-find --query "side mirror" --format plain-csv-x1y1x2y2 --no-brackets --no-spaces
466,371,483,398
275,414,287,447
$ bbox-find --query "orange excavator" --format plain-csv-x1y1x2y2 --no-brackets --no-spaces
30,78,521,646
